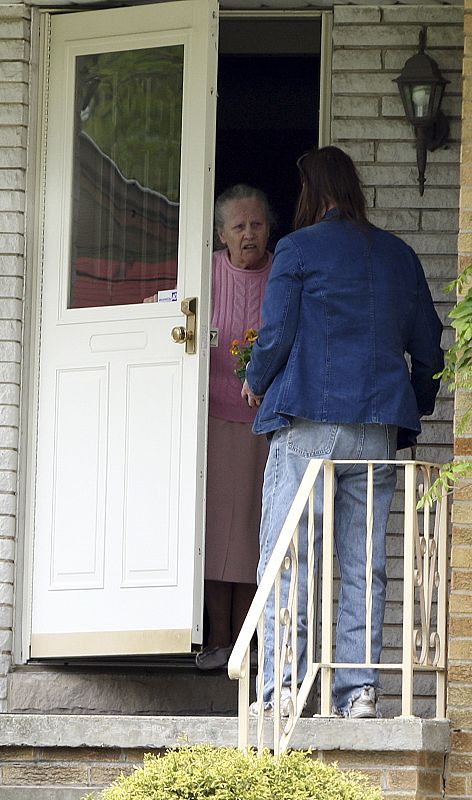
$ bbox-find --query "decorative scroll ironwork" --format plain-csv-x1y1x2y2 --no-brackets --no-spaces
228,459,448,756
413,465,444,668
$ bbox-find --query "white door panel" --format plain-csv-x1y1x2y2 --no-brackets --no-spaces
49,365,108,591
121,361,181,587
30,0,217,658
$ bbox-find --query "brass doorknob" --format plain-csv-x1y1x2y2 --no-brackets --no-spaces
170,298,197,354
171,325,187,344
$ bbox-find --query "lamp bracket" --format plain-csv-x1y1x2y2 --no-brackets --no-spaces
422,110,449,152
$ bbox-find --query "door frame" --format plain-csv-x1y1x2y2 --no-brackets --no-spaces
16,8,52,665
14,3,332,665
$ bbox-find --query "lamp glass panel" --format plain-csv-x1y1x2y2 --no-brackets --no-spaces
400,88,414,120
410,84,432,119
430,84,445,119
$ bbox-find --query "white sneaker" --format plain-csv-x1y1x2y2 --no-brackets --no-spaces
347,686,377,719
249,687,292,718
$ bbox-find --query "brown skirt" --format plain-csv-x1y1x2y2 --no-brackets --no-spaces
205,416,269,584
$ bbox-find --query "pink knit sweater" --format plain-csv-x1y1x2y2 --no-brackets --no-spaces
209,249,272,423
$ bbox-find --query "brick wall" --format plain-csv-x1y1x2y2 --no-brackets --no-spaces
445,0,472,796
0,3,29,712
0,746,446,800
331,3,463,716
0,747,139,800
320,750,445,799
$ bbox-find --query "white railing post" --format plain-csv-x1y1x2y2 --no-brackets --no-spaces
402,462,416,717
306,487,316,678
436,485,448,718
237,648,250,752
273,571,281,753
365,463,374,664
320,461,335,716
291,530,298,706
256,615,265,752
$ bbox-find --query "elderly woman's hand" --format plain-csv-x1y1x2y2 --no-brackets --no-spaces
241,379,263,408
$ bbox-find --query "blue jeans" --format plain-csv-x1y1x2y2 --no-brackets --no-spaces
257,420,397,715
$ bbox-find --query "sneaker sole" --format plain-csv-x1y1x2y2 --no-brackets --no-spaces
348,706,377,719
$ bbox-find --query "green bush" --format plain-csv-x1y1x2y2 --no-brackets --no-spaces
83,745,382,800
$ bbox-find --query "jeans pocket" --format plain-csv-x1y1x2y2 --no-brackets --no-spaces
287,419,338,458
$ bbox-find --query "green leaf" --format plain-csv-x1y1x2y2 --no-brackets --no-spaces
418,460,472,508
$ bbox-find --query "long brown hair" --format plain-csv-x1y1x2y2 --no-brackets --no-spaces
293,146,369,230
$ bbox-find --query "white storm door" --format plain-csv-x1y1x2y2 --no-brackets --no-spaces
30,0,217,658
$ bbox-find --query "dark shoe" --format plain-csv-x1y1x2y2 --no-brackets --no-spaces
195,644,233,671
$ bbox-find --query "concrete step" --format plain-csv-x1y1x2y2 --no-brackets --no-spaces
0,711,451,753
8,661,241,716
8,662,438,718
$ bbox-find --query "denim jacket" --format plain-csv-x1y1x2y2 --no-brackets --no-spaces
246,210,444,446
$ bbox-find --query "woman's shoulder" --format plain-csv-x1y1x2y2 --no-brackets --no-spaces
275,223,325,254
212,248,229,266
369,224,419,260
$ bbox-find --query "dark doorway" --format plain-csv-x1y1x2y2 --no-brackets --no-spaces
215,17,321,242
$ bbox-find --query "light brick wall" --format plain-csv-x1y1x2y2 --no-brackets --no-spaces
0,3,29,713
446,0,472,796
332,4,463,716
331,2,462,467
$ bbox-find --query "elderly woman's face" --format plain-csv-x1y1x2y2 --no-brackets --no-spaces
218,197,269,270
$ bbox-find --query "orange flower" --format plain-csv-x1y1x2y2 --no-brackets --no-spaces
230,339,240,357
230,328,258,383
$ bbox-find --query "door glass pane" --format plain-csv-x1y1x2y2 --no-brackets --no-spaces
69,46,183,309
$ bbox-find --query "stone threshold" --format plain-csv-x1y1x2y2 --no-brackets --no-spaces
0,714,450,753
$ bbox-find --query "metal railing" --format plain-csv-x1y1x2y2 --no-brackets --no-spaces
227,460,448,754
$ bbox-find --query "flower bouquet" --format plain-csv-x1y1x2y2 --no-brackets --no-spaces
230,328,258,383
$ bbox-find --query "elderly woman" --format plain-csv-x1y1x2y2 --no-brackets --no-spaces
195,184,273,670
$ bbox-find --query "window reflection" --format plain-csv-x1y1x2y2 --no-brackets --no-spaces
69,46,183,309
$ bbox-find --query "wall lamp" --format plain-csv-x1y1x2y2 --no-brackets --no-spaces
394,26,449,196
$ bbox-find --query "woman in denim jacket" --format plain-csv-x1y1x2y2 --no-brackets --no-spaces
242,146,444,719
